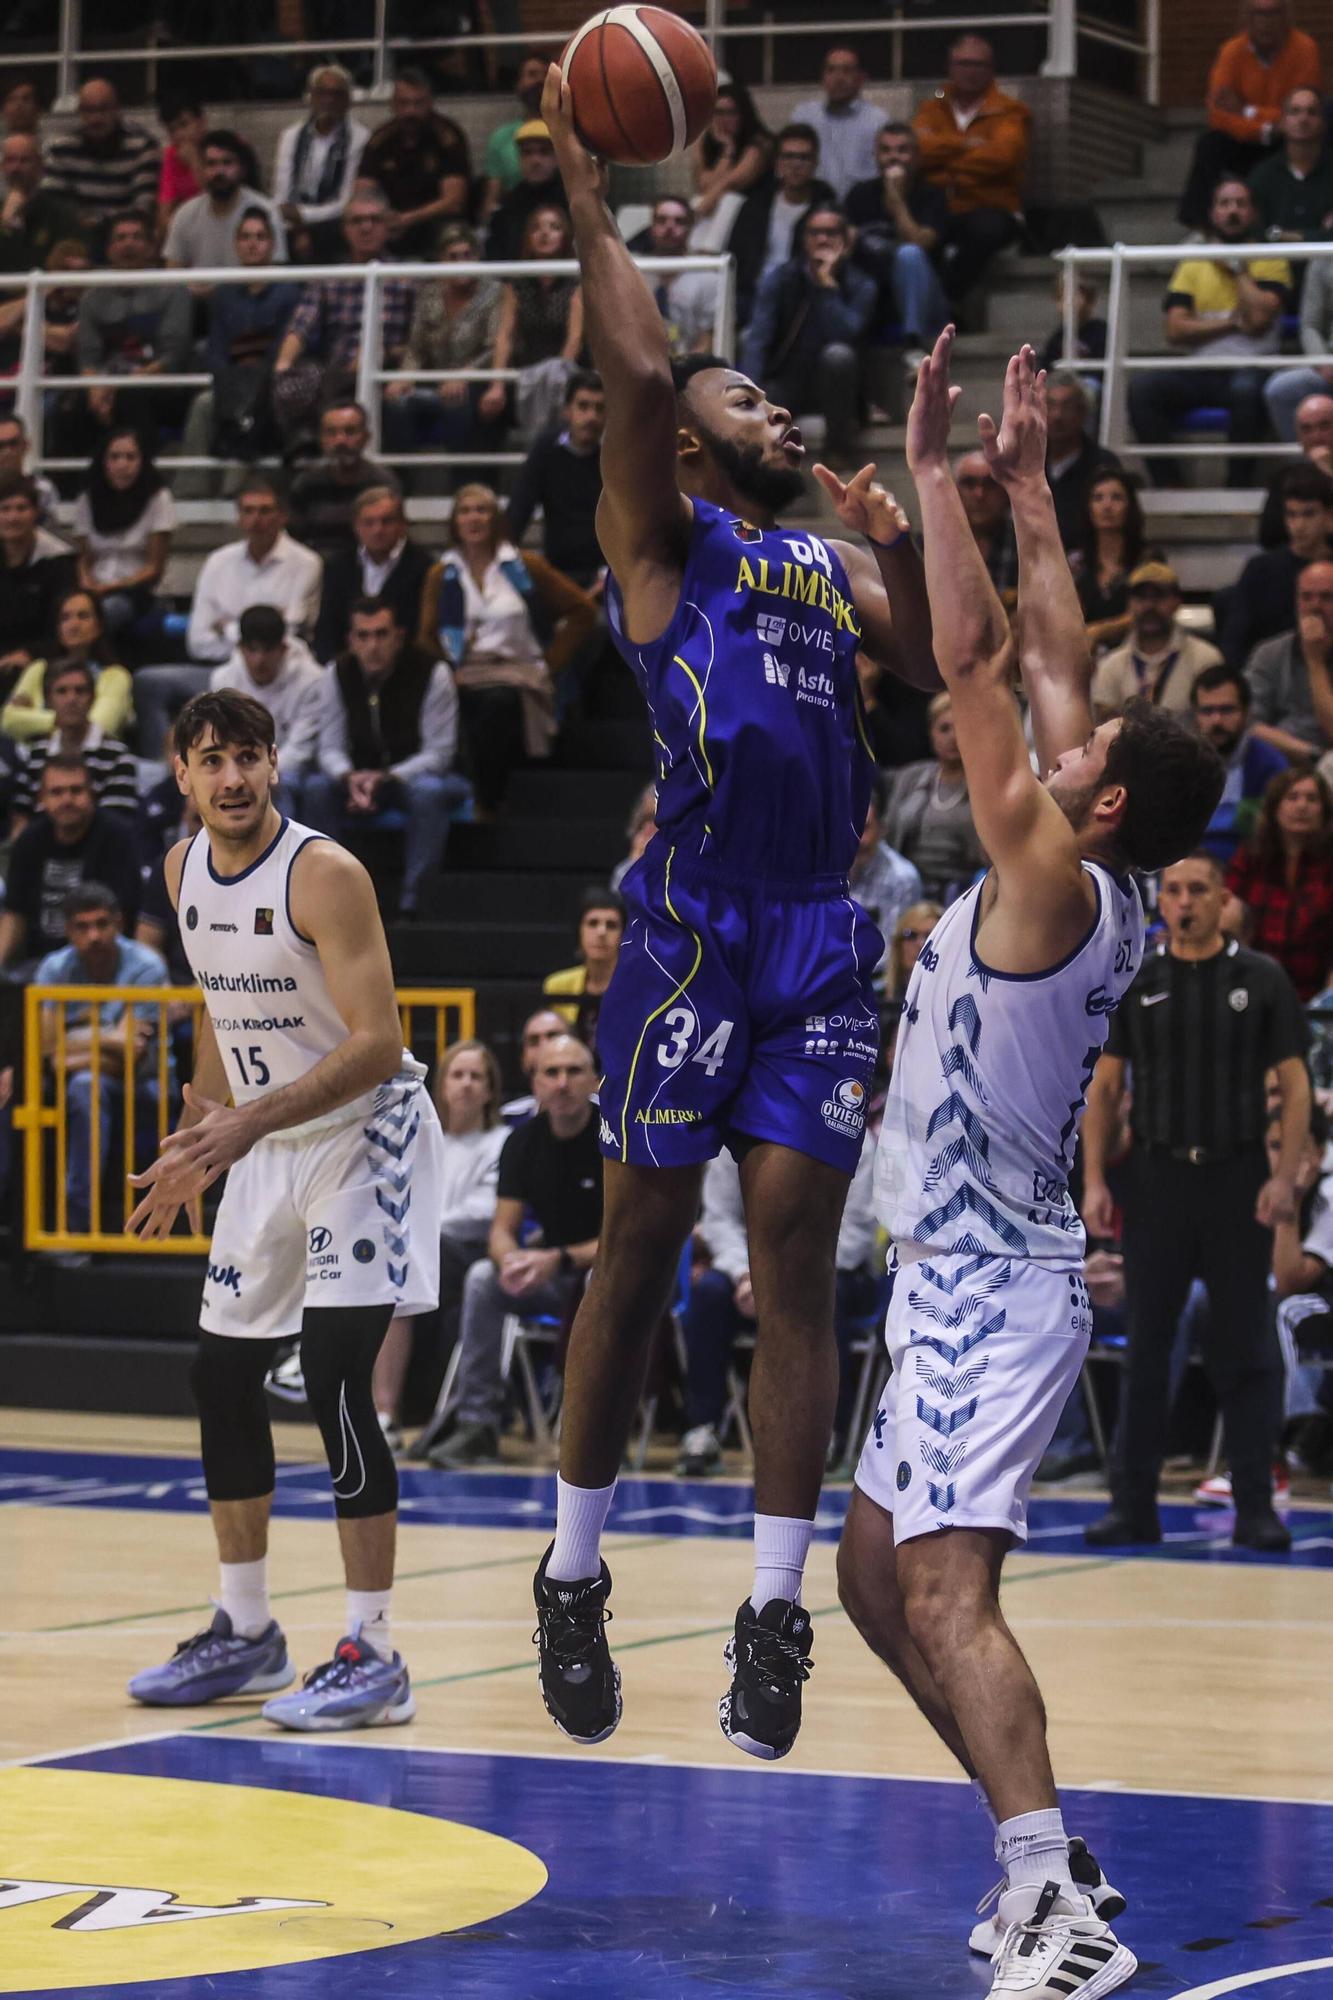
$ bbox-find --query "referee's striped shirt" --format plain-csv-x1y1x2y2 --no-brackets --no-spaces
1106,937,1309,1154
15,728,139,821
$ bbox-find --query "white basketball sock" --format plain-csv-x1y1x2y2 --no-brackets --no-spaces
995,1808,1074,1891
751,1513,814,1611
347,1589,393,1659
973,1779,1000,1833
218,1558,270,1640
548,1475,618,1582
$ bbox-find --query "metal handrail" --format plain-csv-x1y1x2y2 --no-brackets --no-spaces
1056,240,1333,464
12,252,735,467
41,0,1155,103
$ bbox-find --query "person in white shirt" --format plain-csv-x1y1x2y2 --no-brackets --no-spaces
209,603,323,805
793,45,885,202
272,63,369,260
128,475,322,762
374,1037,510,1451
164,128,287,271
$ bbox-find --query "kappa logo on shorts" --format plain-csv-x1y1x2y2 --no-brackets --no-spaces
353,1238,376,1264
309,1227,333,1255
254,908,274,935
821,1076,867,1138
599,1118,616,1147
206,1260,241,1296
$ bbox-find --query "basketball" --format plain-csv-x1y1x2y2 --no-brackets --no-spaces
560,6,717,166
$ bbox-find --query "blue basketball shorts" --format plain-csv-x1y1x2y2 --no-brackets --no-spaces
596,846,883,1175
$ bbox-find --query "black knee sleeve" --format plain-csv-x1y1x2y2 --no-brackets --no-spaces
191,1330,286,1502
301,1306,397,1520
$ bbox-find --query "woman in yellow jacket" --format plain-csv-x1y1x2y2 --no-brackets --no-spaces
2,588,134,744
542,886,627,1059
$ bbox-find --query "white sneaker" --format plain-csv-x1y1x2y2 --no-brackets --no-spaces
969,1837,1126,1958
987,1881,1136,1997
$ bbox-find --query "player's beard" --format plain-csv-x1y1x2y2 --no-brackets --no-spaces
697,423,806,512
1050,775,1101,835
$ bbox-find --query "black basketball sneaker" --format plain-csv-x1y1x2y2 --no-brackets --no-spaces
718,1597,813,1760
532,1542,622,1744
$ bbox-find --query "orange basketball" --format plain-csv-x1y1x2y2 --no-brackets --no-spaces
561,6,718,167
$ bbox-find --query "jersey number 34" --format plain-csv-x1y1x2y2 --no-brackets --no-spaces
657,1008,735,1078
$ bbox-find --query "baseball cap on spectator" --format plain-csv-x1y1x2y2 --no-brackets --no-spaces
1128,560,1179,593
515,120,552,144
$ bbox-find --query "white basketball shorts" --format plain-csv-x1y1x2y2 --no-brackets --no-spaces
200,1088,445,1340
854,1250,1091,1544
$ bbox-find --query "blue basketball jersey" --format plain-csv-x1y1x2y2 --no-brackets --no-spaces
605,498,874,882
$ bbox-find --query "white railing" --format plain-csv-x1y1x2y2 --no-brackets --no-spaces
39,0,1156,107
11,252,734,474
1056,240,1333,470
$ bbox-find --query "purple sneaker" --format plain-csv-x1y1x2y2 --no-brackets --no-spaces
261,1627,416,1732
128,1605,292,1706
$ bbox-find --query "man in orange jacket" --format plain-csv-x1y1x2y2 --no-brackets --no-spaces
1179,0,1321,229
912,35,1030,309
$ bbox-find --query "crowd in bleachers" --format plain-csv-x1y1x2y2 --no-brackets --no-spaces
4,4,1333,1500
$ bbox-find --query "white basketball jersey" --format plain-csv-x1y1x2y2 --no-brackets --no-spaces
178,817,424,1136
875,862,1144,1266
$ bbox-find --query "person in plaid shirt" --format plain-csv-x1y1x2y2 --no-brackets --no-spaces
272,188,414,452
1226,763,1333,1000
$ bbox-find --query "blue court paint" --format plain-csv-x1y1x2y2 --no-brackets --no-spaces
3,1445,1332,1568
18,1735,1333,1999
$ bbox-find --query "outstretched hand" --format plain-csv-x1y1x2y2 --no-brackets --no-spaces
812,461,910,546
541,62,606,202
126,1082,255,1234
978,343,1047,488
905,326,963,476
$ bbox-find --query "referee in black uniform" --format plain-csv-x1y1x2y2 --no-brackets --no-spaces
1080,850,1310,1552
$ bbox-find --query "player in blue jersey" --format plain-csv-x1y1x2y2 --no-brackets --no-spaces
836,339,1223,1998
531,65,942,1760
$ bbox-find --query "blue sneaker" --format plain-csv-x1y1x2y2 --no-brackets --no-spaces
261,1627,416,1732
128,1606,293,1706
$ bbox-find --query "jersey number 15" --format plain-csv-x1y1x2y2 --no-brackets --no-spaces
231,1044,272,1088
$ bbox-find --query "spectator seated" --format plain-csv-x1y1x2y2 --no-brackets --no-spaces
10,657,138,835
687,78,772,251
76,210,192,454
44,77,159,247
1192,663,1289,862
381,221,506,471
480,56,549,220
0,754,143,972
1260,391,1333,544
542,887,627,1059
1221,461,1333,666
2,588,133,748
1129,177,1290,487
0,130,84,275
1178,0,1321,231
288,400,400,566
157,94,204,228
0,475,77,702
210,604,322,812
1226,765,1333,999
1045,375,1120,554
163,127,287,272
303,593,470,917
481,203,583,444
1246,558,1333,760
428,1034,601,1470
272,63,370,264
505,369,606,592
179,203,297,497
954,450,1016,601
793,46,885,204
0,414,59,527
419,483,595,814
70,428,177,659
740,206,875,464
727,122,835,331
271,191,414,456
843,121,950,357
485,117,567,265
1248,84,1333,256
34,883,172,1234
1267,237,1333,444
630,196,716,357
314,485,431,667
883,691,985,902
913,35,1030,309
1092,561,1222,719
1071,469,1150,656
359,66,470,261
610,782,656,891
1039,272,1107,382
